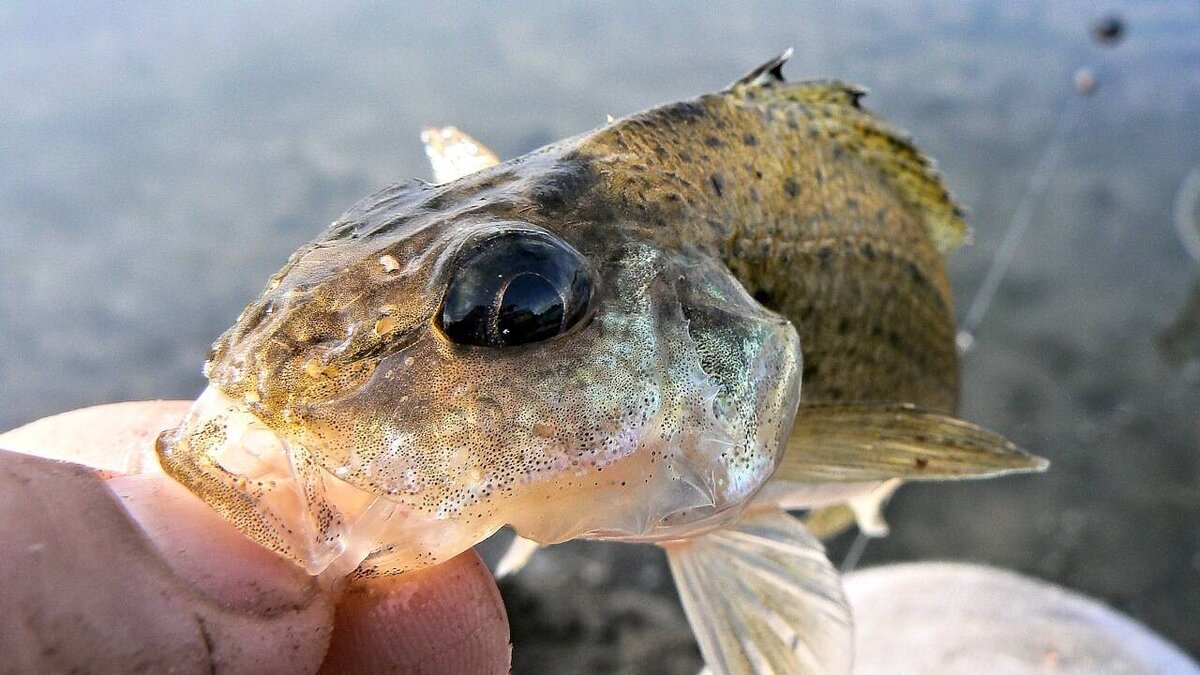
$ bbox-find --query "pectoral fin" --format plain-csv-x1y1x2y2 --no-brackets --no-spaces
663,508,852,675
775,403,1048,483
420,126,501,183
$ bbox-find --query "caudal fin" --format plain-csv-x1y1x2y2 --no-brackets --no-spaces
663,508,852,674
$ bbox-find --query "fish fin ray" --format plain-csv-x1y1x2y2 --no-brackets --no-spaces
664,508,853,674
728,47,794,88
494,534,540,578
420,125,501,183
776,402,1048,483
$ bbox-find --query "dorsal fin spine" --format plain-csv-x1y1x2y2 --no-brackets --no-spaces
729,48,795,89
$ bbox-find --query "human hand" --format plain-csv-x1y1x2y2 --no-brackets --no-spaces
0,402,510,674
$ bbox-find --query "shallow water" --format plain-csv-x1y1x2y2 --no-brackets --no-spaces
2,1,1198,669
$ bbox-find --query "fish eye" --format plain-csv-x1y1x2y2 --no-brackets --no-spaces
439,230,593,347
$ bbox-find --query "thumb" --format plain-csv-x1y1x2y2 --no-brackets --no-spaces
0,450,334,674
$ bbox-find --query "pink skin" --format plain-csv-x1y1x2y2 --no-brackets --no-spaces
0,402,510,674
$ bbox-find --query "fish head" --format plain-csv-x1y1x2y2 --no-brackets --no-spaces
158,156,801,577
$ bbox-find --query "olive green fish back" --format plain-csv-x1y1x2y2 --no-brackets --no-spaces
573,57,965,412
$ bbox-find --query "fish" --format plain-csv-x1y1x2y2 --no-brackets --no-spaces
156,51,1047,674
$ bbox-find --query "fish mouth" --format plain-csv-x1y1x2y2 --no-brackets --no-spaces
157,385,415,578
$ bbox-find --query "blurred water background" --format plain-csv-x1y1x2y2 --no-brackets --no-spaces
2,1,1197,671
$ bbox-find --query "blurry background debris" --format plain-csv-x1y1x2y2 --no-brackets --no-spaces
1092,13,1127,47
1159,166,1200,375
1,2,1197,671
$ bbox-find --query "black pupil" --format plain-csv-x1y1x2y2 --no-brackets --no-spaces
439,230,592,347
497,273,564,345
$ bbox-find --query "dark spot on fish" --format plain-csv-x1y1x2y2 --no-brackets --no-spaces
665,100,707,121
754,169,764,180
713,118,726,130
679,151,692,162
783,178,799,198
831,145,844,160
654,146,667,159
710,173,726,198
845,197,859,211
748,187,760,203
704,136,723,148
817,247,834,267
814,168,825,184
876,208,888,224
742,133,758,146
907,261,927,286
666,193,681,203
787,118,799,130
915,457,929,470
837,318,851,335
530,159,597,211
634,116,660,132
860,242,876,261
886,330,902,349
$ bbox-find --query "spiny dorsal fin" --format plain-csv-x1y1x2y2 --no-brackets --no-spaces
729,47,793,89
731,54,969,254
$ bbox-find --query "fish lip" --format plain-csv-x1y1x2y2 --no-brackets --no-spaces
157,383,411,577
162,384,297,482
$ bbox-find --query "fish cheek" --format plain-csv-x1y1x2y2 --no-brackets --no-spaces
678,275,803,499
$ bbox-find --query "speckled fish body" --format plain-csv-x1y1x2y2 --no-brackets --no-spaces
588,71,963,414
159,53,1044,673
